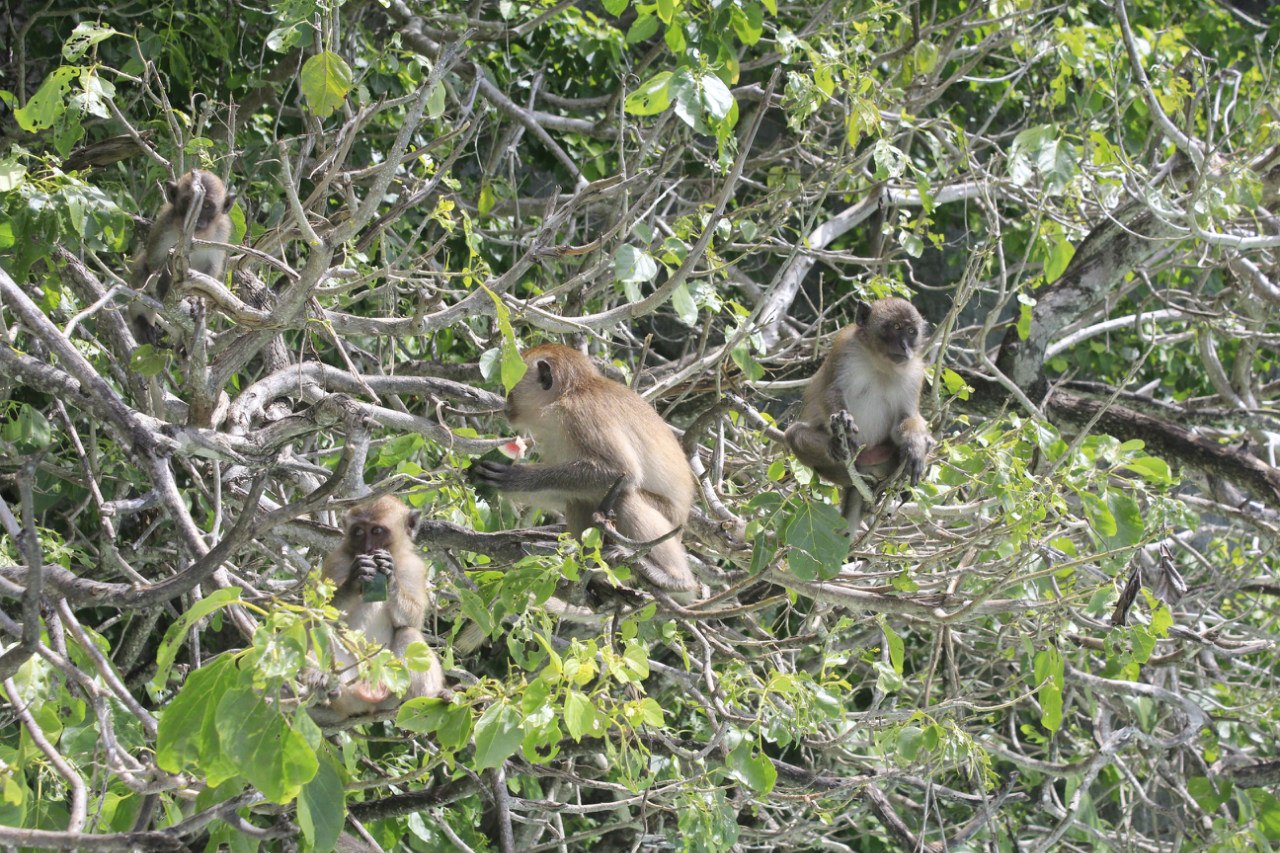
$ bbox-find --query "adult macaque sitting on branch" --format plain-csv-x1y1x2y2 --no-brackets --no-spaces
309,496,444,724
784,297,934,534
472,343,700,596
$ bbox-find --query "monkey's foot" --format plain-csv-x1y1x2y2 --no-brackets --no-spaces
829,410,861,462
301,668,339,701
351,681,392,704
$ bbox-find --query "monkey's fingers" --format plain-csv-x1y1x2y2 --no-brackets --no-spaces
353,553,379,582
370,549,395,574
829,410,862,462
471,459,515,487
905,452,928,485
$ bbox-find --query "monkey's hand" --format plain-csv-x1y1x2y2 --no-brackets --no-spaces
900,432,933,485
828,410,862,463
353,553,380,585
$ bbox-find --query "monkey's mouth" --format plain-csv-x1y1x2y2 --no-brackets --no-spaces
888,353,911,364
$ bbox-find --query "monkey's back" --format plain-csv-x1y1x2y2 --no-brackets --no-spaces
554,377,695,518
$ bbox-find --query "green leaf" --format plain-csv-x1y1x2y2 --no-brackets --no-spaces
626,13,660,44
1249,789,1280,841
655,0,675,24
62,22,118,62
480,284,527,391
216,684,318,803
156,655,237,775
625,71,671,116
760,0,777,13
1080,492,1116,538
14,66,77,132
671,282,698,325
731,5,764,45
1043,236,1075,283
563,691,597,741
1105,492,1144,548
1187,776,1231,812
636,698,665,727
726,741,777,795
1016,299,1034,341
699,73,735,122
614,244,658,283
297,748,345,852
881,621,904,675
940,367,971,401
784,500,847,581
300,51,353,119
478,182,496,217
897,725,924,760
151,587,243,691
2,404,52,452
1033,647,1065,732
602,0,628,14
402,641,436,673
474,702,524,770
1122,456,1173,487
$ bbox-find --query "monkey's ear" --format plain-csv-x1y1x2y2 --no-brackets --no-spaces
222,192,236,213
535,359,554,391
406,510,420,538
854,301,872,326
163,181,179,204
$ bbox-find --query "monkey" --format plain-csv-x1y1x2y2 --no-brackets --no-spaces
310,495,444,724
783,297,933,534
472,344,699,594
129,169,234,345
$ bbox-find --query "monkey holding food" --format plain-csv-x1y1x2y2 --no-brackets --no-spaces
472,344,699,594
310,495,444,723
129,169,234,345
784,297,934,533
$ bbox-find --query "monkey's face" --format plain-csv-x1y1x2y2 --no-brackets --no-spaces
865,300,927,365
877,321,922,364
346,517,393,555
169,171,231,229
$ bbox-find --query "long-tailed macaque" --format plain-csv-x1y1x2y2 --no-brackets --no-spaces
129,169,234,344
311,496,444,723
472,344,698,593
784,297,933,533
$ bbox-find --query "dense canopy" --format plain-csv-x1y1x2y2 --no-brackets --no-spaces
2,0,1280,850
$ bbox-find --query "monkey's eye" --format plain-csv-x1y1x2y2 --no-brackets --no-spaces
372,526,386,536
351,525,364,537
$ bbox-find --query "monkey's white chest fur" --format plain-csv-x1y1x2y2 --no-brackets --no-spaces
835,358,920,445
332,592,394,681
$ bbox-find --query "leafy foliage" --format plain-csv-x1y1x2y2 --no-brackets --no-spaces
2,0,1280,850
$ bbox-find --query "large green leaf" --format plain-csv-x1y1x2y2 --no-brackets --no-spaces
300,51,352,118
297,747,345,852
215,685,318,803
473,702,523,771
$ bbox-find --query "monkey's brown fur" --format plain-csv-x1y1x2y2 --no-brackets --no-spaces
473,344,698,592
785,297,932,532
312,496,443,723
129,169,234,344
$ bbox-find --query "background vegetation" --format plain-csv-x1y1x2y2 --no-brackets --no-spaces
2,0,1280,849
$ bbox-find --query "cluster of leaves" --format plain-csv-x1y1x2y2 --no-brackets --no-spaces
3,0,1280,851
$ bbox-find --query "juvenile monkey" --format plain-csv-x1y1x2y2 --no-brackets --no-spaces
311,495,444,723
784,297,933,533
472,344,698,593
129,169,234,344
